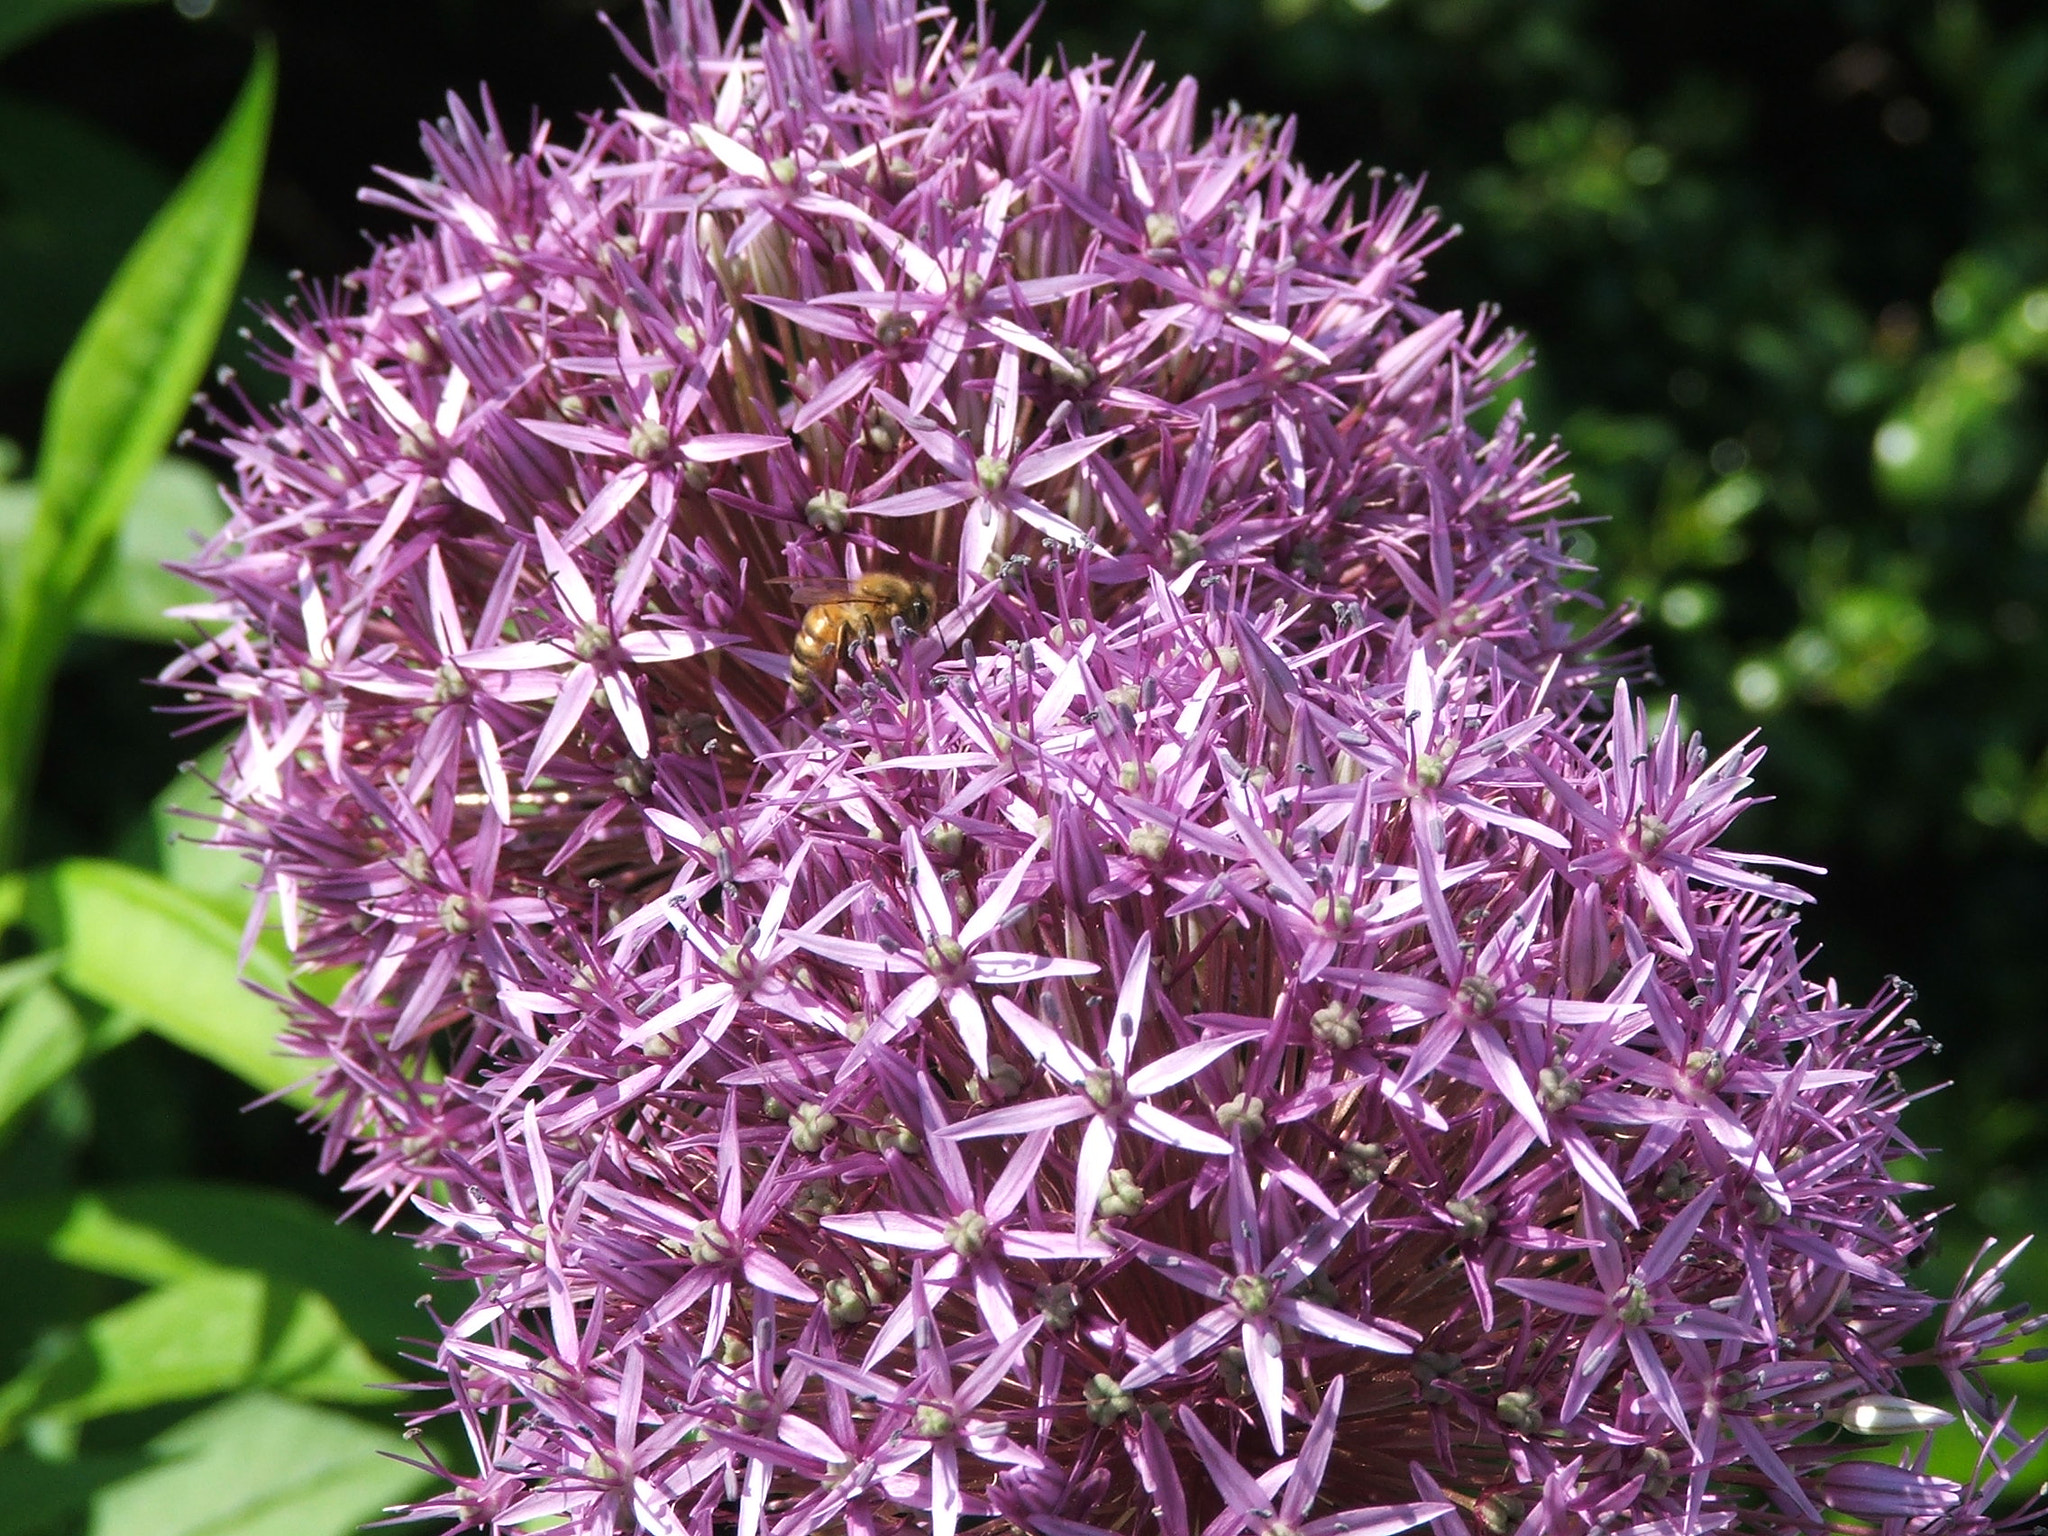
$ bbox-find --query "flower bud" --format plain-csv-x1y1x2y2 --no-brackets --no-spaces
1083,1374,1136,1426
1494,1390,1542,1434
1097,1168,1144,1219
824,1279,869,1327
1830,1393,1956,1435
1311,1000,1361,1050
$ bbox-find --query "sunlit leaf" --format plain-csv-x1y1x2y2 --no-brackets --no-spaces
85,1393,433,1536
0,457,227,642
0,1182,457,1354
0,976,82,1138
55,859,311,1108
0,1270,389,1431
0,47,272,863
150,740,254,909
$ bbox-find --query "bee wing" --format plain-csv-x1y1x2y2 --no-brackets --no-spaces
767,575,861,604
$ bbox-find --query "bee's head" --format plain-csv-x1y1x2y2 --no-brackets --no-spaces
906,584,936,629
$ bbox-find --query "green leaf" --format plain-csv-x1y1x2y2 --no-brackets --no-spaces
0,1183,458,1357
0,951,57,1011
55,860,312,1109
0,977,82,1139
0,0,159,61
1,1270,391,1431
0,457,227,642
85,1393,434,1536
148,751,360,1005
150,740,255,909
0,47,273,867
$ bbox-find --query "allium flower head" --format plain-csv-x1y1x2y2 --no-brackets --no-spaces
171,2,2048,1532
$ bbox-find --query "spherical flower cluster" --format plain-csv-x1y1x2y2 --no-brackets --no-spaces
170,2,2046,1532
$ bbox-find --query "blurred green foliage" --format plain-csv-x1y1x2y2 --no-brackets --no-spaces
3,0,2048,1523
0,15,448,1531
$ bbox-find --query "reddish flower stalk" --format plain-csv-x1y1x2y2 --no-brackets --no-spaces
169,2,2046,1532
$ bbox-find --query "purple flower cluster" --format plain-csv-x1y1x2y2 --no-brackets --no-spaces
170,2,2046,1532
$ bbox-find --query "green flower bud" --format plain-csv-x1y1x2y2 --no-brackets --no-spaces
789,1103,839,1153
1494,1389,1542,1434
1084,1373,1137,1426
944,1211,989,1257
1310,1001,1361,1050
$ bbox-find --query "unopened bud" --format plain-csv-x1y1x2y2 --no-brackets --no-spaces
1562,879,1610,999
628,419,671,459
1342,1141,1390,1186
1216,1094,1266,1139
1127,824,1171,862
1084,1373,1137,1425
1311,1001,1361,1050
1036,1282,1079,1330
944,1211,989,1257
1474,1493,1525,1535
1538,1064,1582,1111
1446,1197,1494,1241
804,489,850,532
1494,1389,1542,1434
1097,1168,1144,1219
825,1278,869,1328
790,1103,839,1153
1831,1393,1956,1436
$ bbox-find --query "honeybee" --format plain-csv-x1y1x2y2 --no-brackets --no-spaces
786,572,939,704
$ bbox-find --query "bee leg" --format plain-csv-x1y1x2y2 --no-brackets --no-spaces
846,616,881,672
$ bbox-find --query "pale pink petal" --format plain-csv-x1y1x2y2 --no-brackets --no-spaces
600,669,651,757
818,1211,949,1250
1121,1309,1236,1388
682,432,789,463
524,664,599,782
1126,1032,1248,1097
1072,1116,1115,1237
1275,1296,1416,1354
562,466,649,547
1127,1102,1231,1157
